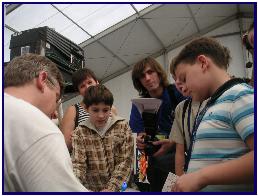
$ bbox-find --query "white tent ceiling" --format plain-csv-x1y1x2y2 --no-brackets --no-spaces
4,3,254,83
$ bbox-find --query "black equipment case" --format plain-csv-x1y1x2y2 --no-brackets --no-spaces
9,26,85,85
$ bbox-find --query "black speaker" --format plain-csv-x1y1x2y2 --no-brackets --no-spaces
9,26,85,91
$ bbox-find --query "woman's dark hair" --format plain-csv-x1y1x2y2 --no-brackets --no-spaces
83,84,113,107
72,68,98,91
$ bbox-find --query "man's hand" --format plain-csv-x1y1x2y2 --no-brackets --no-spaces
152,139,174,157
136,132,146,151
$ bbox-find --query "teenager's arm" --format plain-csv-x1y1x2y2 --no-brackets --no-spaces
174,134,254,192
175,143,185,176
129,104,144,133
60,105,76,151
129,104,146,151
152,139,175,157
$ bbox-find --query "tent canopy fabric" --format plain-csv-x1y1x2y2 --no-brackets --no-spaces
4,3,254,83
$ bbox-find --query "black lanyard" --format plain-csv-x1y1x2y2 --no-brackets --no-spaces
187,101,203,141
184,102,206,172
182,99,202,158
184,78,244,172
182,99,192,155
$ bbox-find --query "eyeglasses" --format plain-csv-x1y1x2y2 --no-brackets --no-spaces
46,76,61,103
242,33,253,51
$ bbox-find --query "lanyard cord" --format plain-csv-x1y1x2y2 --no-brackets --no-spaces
184,101,204,172
182,99,192,156
187,101,194,142
187,101,203,142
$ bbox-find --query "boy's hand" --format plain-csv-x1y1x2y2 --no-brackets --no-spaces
152,139,174,157
136,133,146,151
173,171,205,192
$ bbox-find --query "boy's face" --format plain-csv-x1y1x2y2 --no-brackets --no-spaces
139,65,161,93
78,77,98,96
174,61,209,102
87,103,111,128
172,74,190,97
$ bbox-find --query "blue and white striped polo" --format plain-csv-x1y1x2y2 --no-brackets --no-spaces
188,83,254,192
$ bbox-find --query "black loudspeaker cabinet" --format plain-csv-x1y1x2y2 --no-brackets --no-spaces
9,26,85,87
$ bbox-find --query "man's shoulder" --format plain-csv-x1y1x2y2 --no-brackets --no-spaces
5,93,40,117
4,94,63,165
5,93,61,135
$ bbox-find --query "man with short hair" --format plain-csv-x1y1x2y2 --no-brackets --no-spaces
4,53,89,192
129,57,184,191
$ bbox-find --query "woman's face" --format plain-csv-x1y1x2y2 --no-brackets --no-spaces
78,77,98,96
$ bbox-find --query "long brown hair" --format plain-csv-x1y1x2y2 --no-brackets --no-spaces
132,57,169,96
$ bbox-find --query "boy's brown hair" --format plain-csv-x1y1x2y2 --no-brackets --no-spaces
170,37,231,75
83,84,113,107
132,57,169,96
72,68,98,91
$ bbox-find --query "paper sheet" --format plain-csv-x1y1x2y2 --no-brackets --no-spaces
162,172,179,192
131,98,162,114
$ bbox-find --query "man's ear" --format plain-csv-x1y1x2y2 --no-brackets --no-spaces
36,71,48,92
197,55,209,71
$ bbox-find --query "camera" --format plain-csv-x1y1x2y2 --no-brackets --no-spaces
142,112,161,156
143,135,161,156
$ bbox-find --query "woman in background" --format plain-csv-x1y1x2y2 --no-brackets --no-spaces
61,68,117,151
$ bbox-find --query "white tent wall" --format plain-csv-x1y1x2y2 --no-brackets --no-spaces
103,71,139,119
62,19,249,121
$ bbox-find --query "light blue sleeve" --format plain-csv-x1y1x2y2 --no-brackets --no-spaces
231,87,254,141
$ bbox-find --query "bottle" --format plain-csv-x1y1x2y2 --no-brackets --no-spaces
120,181,127,192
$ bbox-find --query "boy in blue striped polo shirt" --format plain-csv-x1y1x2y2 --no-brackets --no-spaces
170,37,254,192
